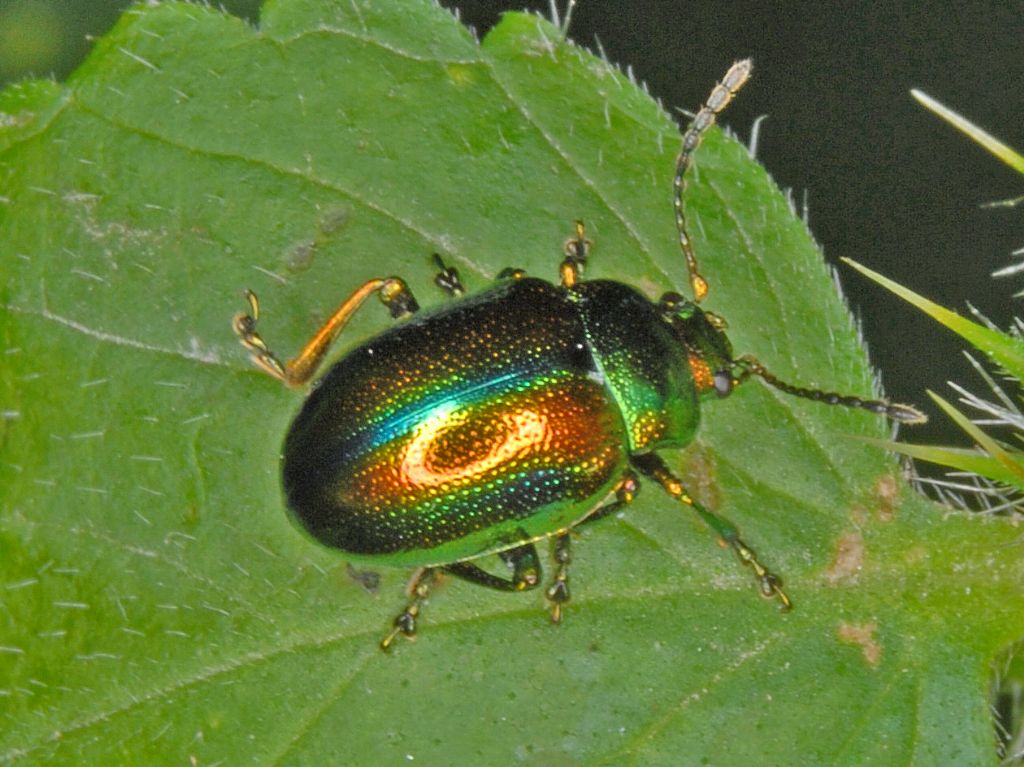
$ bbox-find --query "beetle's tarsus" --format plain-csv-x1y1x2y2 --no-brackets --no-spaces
380,611,417,652
380,568,436,652
545,533,572,624
560,220,591,288
543,473,642,623
432,254,465,297
731,537,793,612
232,290,290,383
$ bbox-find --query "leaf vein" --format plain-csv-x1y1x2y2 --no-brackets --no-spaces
3,301,228,368
264,646,380,767
72,102,460,268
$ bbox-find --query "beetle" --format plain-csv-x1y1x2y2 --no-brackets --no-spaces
233,60,925,650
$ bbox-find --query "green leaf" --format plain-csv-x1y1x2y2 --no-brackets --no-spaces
2,2,1021,765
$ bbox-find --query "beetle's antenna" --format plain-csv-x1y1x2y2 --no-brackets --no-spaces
675,59,753,303
735,356,928,424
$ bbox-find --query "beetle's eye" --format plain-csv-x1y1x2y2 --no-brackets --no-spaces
713,370,733,397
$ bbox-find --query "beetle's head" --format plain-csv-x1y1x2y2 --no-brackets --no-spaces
658,291,737,399
658,290,928,424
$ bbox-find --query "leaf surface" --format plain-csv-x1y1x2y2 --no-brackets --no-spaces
1,2,1021,765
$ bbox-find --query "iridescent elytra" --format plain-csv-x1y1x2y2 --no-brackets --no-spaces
233,60,925,650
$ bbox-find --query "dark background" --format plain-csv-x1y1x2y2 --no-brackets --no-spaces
3,0,1022,447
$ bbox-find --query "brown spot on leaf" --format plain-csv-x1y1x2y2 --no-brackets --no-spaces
837,621,882,667
873,474,899,522
283,207,351,273
626,275,668,301
849,503,867,526
318,206,350,236
285,239,316,273
680,443,720,510
823,531,864,583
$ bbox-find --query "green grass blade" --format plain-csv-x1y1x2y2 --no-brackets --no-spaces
926,390,1024,483
877,442,1024,487
844,257,1024,380
912,88,1024,175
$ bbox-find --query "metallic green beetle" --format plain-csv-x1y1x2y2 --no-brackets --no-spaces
234,60,924,650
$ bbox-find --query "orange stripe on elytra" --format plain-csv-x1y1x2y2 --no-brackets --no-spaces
399,407,551,489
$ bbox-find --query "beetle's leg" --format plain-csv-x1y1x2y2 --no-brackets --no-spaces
576,470,640,527
631,452,792,611
431,253,465,298
546,533,572,624
380,567,438,651
443,542,541,591
559,220,591,288
233,277,419,387
546,471,639,623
